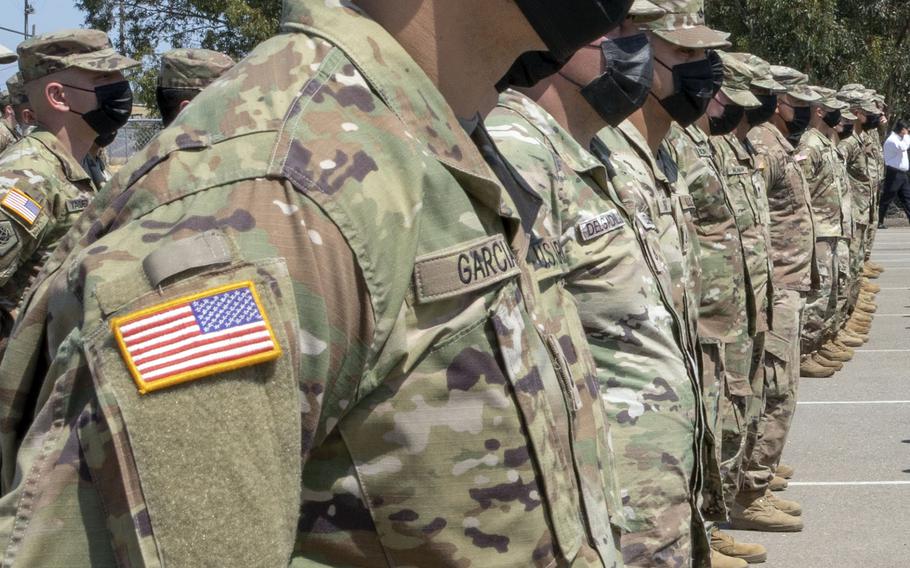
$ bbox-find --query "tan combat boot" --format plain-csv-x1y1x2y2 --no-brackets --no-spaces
863,265,882,278
711,549,748,568
866,261,884,272
862,281,881,294
800,357,836,378
776,464,795,478
837,331,864,347
710,527,767,564
766,489,803,516
769,475,789,491
830,340,855,356
813,354,843,370
852,311,873,324
818,344,852,362
845,321,871,336
730,492,804,532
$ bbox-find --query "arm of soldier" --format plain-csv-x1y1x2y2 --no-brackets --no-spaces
0,183,52,288
21,178,376,566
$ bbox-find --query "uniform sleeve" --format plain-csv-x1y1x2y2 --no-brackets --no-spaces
7,178,376,567
0,180,52,288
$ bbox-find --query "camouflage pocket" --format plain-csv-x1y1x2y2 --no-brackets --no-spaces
763,331,793,396
82,258,302,567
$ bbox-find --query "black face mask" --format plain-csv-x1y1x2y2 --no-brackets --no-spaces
514,0,633,62
576,33,653,127
654,51,718,128
65,80,133,147
497,51,567,91
865,113,881,129
746,94,778,126
822,109,841,129
709,104,745,135
785,105,812,142
840,123,854,138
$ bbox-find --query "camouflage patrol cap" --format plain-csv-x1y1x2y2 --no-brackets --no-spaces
841,109,857,121
17,29,139,82
0,43,16,65
0,91,9,107
5,73,28,106
837,89,877,114
717,51,761,108
811,86,847,111
769,65,820,103
158,48,235,90
842,83,866,92
641,0,731,48
732,53,785,93
628,0,667,23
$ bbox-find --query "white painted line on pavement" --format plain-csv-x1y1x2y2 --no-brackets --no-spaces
865,313,910,316
877,287,910,290
797,400,910,405
789,481,910,487
854,349,910,352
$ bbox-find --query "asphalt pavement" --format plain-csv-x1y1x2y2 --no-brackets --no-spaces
725,224,910,567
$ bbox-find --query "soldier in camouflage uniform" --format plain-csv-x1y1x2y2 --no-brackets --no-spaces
0,90,20,154
706,52,804,534
156,48,235,127
5,73,36,137
489,4,723,564
798,86,867,366
0,30,138,352
738,54,816,526
0,1,632,565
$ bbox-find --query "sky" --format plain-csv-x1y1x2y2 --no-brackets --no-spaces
0,1,86,85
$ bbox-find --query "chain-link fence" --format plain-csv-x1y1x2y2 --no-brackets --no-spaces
107,118,162,166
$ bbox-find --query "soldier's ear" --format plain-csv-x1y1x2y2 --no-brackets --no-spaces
44,82,70,112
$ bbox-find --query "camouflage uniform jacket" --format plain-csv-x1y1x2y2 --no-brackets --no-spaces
747,122,815,292
664,123,748,344
798,128,850,239
0,128,95,318
598,122,702,356
0,4,614,567
839,132,874,227
709,133,772,335
0,120,18,155
594,125,723,526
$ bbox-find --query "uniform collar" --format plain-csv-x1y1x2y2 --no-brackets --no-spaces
618,119,668,184
28,128,92,185
282,2,514,218
496,90,606,177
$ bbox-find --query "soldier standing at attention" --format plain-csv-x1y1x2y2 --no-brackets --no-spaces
0,90,20,155
0,1,634,566
156,48,235,127
4,73,36,137
739,53,815,527
0,30,138,350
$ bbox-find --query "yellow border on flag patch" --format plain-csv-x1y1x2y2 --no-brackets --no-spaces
111,280,282,395
1,187,42,225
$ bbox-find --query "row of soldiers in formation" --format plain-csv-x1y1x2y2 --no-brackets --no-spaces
0,0,890,567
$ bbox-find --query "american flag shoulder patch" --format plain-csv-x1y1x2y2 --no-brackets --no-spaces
111,281,282,394
1,187,41,226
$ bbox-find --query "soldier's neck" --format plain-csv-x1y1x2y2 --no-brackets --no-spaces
357,0,537,119
39,122,91,163
526,79,606,147
628,97,671,154
770,114,788,136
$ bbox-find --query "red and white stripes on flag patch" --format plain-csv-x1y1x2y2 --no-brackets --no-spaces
111,281,282,394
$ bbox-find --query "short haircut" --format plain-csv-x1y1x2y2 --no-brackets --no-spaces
155,86,200,127
893,119,908,133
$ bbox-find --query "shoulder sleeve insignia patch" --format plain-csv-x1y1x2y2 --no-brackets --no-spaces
0,220,18,256
1,187,42,225
111,281,282,394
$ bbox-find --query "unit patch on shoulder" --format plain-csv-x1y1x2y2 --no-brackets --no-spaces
1,187,41,225
577,209,625,242
0,220,17,256
111,281,282,394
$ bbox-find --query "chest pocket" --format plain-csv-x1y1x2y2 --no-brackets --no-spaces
725,165,757,233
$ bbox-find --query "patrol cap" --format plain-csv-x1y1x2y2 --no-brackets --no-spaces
842,83,866,92
769,65,820,103
717,50,761,108
641,0,731,48
841,108,857,121
733,52,786,93
5,73,28,106
837,89,877,114
17,29,139,82
0,43,16,64
811,86,847,111
158,48,235,90
0,91,9,107
627,0,666,23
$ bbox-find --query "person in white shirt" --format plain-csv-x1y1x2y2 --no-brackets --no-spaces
878,120,910,227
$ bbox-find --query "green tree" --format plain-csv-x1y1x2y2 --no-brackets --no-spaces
707,0,910,119
76,0,280,113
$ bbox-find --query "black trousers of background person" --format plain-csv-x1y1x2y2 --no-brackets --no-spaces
879,166,910,223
